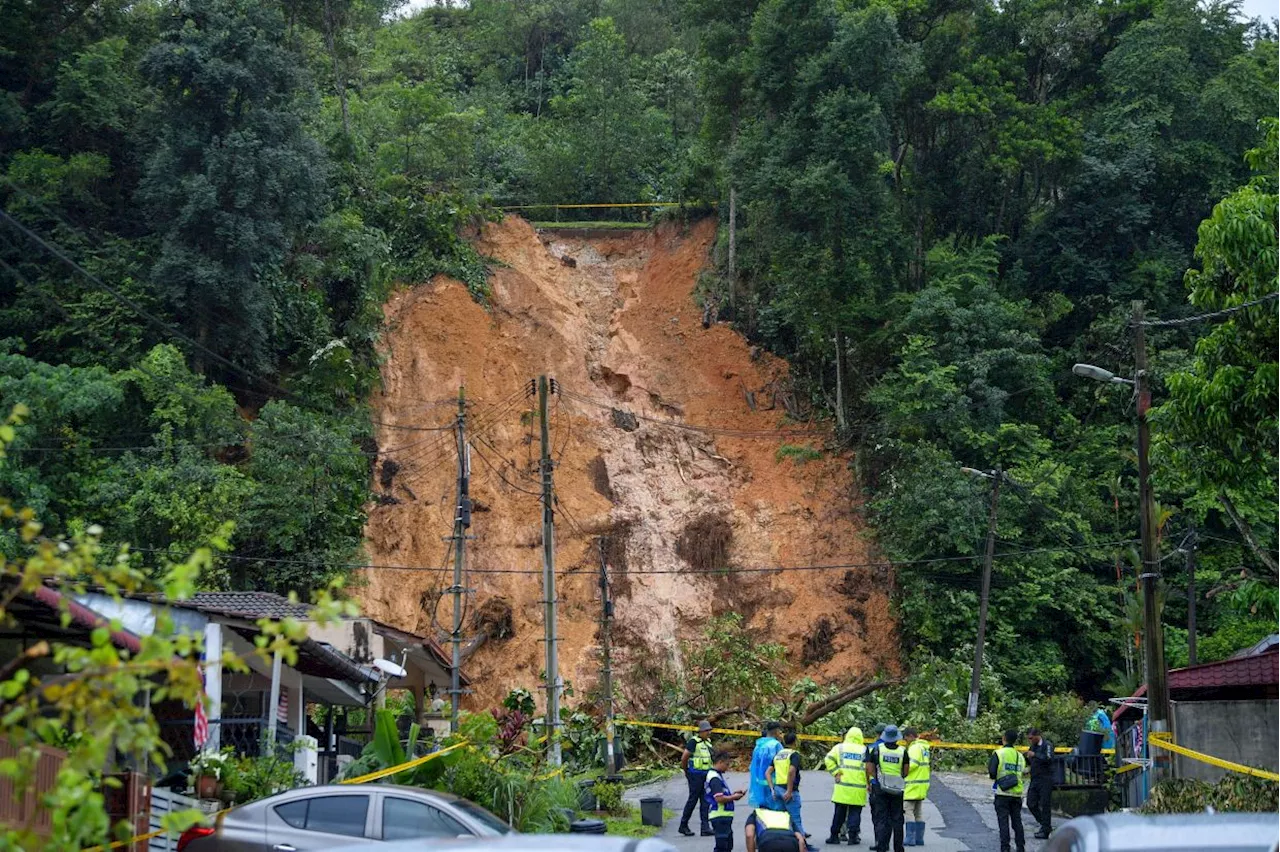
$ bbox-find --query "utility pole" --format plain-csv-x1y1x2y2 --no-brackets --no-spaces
965,466,1002,721
1186,524,1197,667
599,537,617,776
538,375,562,766
1133,299,1170,740
450,386,470,735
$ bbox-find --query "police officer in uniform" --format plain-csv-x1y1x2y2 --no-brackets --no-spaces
1024,728,1054,839
866,724,907,852
902,728,930,846
823,725,867,845
679,720,715,836
744,806,806,852
988,730,1027,852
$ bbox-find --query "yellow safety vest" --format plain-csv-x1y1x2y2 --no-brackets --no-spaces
878,743,906,794
772,748,796,788
691,737,713,771
754,808,792,832
832,743,867,806
993,746,1026,797
904,740,931,801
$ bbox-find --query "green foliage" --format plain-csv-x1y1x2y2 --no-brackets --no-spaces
223,750,307,804
775,443,822,464
680,613,787,714
594,780,626,815
1143,775,1278,815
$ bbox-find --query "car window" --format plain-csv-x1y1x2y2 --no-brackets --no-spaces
450,799,514,835
274,800,308,829
272,795,369,838
383,797,471,840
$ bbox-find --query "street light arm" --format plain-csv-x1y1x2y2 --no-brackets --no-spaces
1073,363,1135,386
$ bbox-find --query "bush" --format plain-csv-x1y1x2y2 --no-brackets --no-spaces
1142,775,1278,814
594,780,626,815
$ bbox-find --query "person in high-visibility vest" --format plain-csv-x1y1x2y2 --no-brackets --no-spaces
987,729,1028,852
765,731,814,851
679,719,716,836
902,727,931,846
822,725,867,845
705,750,746,852
867,724,907,852
744,805,806,852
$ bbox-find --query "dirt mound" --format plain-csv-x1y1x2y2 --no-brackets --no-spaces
360,215,898,711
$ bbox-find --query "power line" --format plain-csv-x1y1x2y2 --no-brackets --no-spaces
1138,293,1279,328
559,387,821,439
470,439,543,497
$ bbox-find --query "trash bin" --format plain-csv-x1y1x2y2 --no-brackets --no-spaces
578,779,598,812
1076,730,1103,757
570,818,608,834
640,797,664,828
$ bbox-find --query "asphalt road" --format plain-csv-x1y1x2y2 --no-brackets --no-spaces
626,770,1052,851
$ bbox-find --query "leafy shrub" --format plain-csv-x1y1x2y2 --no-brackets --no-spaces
594,780,626,815
776,444,823,464
1142,775,1278,814
225,751,307,804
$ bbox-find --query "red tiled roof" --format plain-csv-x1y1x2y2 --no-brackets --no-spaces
1114,648,1279,721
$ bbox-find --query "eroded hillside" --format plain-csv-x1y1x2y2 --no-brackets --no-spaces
360,215,897,710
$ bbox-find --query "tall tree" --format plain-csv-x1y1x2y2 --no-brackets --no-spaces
138,0,328,374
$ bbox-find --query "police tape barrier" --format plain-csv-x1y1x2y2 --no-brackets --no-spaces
615,719,1115,755
1148,731,1280,782
83,741,473,850
500,202,716,210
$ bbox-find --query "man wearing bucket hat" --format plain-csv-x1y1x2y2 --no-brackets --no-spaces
866,724,908,852
679,719,716,836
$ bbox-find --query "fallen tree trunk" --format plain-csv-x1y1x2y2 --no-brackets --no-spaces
797,678,899,728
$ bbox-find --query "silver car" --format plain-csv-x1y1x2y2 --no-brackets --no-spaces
1045,812,1280,852
330,838,678,852
177,784,512,851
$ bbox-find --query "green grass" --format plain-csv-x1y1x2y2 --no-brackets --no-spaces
776,443,823,464
601,807,674,838
532,221,652,230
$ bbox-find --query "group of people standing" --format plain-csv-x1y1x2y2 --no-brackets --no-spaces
678,720,932,852
680,721,1056,852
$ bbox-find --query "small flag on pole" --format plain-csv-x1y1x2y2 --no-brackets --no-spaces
193,688,209,749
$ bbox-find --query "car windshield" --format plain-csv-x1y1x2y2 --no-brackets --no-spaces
451,799,514,835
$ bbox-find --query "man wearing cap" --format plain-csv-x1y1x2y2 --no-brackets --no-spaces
750,721,785,808
866,724,908,852
679,719,716,836
1024,728,1054,839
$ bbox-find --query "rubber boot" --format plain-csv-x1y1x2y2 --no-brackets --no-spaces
903,821,919,846
914,821,927,845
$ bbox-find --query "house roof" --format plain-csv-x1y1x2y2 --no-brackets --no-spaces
1114,648,1279,722
180,591,314,621
370,618,470,686
15,586,143,654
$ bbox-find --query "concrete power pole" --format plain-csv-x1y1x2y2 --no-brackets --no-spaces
599,537,617,776
1187,524,1197,667
538,375,562,766
966,466,1002,721
450,386,470,734
1133,300,1170,741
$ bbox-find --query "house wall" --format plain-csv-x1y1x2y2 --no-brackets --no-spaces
1170,699,1279,782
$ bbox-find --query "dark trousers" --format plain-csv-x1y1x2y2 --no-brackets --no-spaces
1026,778,1052,833
712,816,734,852
994,795,1025,852
680,771,710,830
831,802,862,840
871,790,903,852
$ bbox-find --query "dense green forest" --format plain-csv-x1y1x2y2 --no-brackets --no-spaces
0,0,1275,701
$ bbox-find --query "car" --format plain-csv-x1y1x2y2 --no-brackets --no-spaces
177,784,513,851
329,838,679,852
1045,812,1280,852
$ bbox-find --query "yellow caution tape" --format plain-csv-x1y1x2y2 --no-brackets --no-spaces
83,808,232,852
1114,762,1144,775
500,202,705,209
615,719,1114,754
1148,731,1280,781
340,739,470,785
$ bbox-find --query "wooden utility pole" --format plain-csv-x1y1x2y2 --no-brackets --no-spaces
727,187,737,310
450,386,469,734
1186,524,1197,667
538,375,562,766
1133,300,1170,739
599,537,617,776
967,466,1002,721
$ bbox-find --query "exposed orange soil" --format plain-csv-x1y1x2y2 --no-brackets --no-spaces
360,215,898,712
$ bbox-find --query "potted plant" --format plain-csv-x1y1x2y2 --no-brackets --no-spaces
189,748,233,799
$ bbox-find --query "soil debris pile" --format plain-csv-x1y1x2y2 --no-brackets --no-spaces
361,215,897,709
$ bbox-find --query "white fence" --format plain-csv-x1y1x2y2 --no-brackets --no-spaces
148,788,201,852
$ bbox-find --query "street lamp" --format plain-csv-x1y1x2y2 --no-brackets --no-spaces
1073,301,1170,755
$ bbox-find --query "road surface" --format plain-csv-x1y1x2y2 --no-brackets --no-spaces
626,770,1052,850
